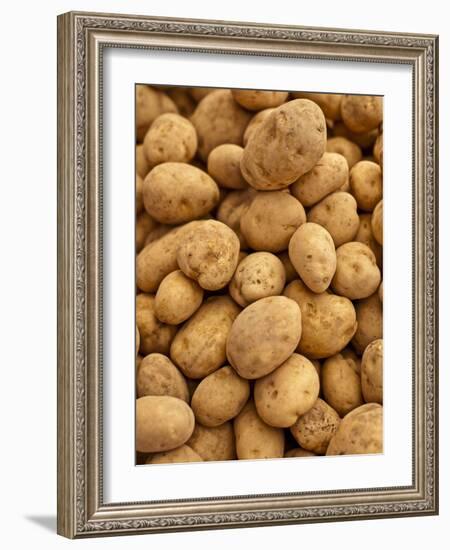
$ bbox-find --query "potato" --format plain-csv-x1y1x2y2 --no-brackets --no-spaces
354,213,383,268
166,87,196,118
232,89,289,111
216,189,256,249
371,200,383,244
226,296,302,379
137,353,189,402
291,92,342,120
136,85,178,142
136,174,144,214
349,161,382,212
290,152,349,207
321,352,364,416
332,121,379,149
143,163,219,224
146,444,203,464
136,211,157,252
187,422,236,461
240,191,306,252
341,95,383,134
144,224,172,247
373,133,383,166
136,326,140,356
361,338,383,404
326,137,362,169
285,448,316,458
307,192,360,247
277,251,298,284
229,252,286,307
243,108,276,146
234,402,284,459
288,223,337,293
207,144,248,190
189,87,224,102
136,396,195,453
340,347,361,374
191,90,252,160
136,294,177,355
352,293,383,354
378,281,383,302
177,220,240,290
283,279,357,359
136,144,151,178
290,398,341,454
332,242,381,300
326,403,383,455
191,366,250,427
254,354,320,427
143,113,197,165
170,296,240,379
155,270,204,325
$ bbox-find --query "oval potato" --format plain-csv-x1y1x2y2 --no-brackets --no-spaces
361,338,383,404
155,270,204,325
137,353,189,402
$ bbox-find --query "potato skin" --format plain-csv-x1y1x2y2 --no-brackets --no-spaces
155,270,204,325
146,445,203,464
136,144,151,178
136,212,157,252
137,353,189,401
326,403,383,456
229,252,286,307
170,296,240,379
241,99,327,190
207,144,248,190
355,213,383,268
243,108,276,146
216,189,256,249
326,137,362,169
187,422,236,461
291,92,343,121
361,339,383,404
352,292,383,354
226,296,302,379
321,353,364,416
232,89,289,111
240,191,306,253
143,163,219,224
349,161,382,212
283,280,357,359
341,95,383,134
177,220,240,291
136,85,178,142
371,200,383,244
234,402,284,459
288,223,337,293
136,294,177,355
290,398,341,454
191,366,250,427
136,396,195,453
254,354,320,427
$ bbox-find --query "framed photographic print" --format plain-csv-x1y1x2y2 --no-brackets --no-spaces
57,11,439,538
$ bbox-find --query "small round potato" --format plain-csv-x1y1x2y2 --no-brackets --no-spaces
143,113,197,165
170,296,240,379
136,144,151,178
332,242,381,300
216,189,256,249
361,338,383,404
352,293,383,354
243,108,276,146
291,92,343,121
240,191,306,252
288,223,337,293
254,354,320,427
137,353,189,401
284,280,357,359
326,137,362,169
290,398,341,454
146,445,203,464
354,213,383,268
177,220,240,290
290,152,349,207
340,95,383,134
349,161,382,212
321,353,364,416
229,252,286,307
232,89,289,111
136,294,177,355
234,402,284,460
136,212,157,252
136,396,195,453
191,366,250,427
285,448,316,458
207,144,248,190
307,192,360,247
226,296,302,379
326,403,383,456
187,422,236,461
240,99,327,190
136,85,178,142
155,270,204,325
143,163,219,224
371,200,383,244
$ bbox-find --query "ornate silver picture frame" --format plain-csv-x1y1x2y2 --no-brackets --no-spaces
57,11,438,538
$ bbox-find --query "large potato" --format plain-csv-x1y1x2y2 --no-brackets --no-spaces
243,108,276,146
254,354,320,427
240,191,306,252
288,223,337,293
136,396,195,453
187,422,236,461
191,366,250,427
136,85,178,142
240,99,327,190
354,213,383,268
232,89,289,111
143,163,219,224
371,200,383,244
146,445,203,464
284,280,357,359
349,161,382,212
326,137,362,169
340,95,383,134
290,398,341,454
136,294,177,355
361,338,383,404
207,144,248,190
216,189,256,249
352,292,383,354
170,296,240,379
326,403,383,455
226,296,302,379
290,152,349,207
321,352,364,416
177,220,240,290
332,242,381,300
155,270,204,325
137,353,189,401
234,402,284,459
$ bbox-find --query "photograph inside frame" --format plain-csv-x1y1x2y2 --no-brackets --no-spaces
134,85,383,466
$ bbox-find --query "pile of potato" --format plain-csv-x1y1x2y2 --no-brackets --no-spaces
135,86,384,465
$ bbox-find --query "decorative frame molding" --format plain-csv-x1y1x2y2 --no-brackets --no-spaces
57,11,439,538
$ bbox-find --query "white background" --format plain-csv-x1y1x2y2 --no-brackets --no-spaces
0,0,447,548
